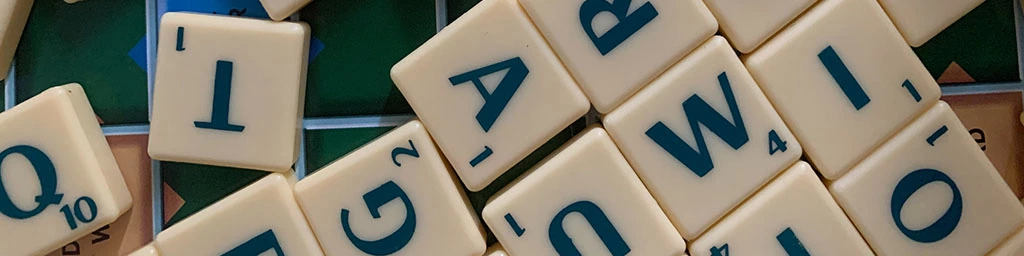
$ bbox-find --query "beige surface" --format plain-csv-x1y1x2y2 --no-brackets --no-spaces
0,84,132,255
605,36,801,239
259,0,312,21
876,0,983,47
294,120,485,255
702,0,815,53
744,0,940,180
0,0,31,80
943,93,1024,199
831,102,1024,255
690,162,873,256
519,0,717,113
483,127,686,255
391,0,589,191
148,13,310,172
153,173,323,256
483,243,508,256
990,226,1024,256
125,243,158,256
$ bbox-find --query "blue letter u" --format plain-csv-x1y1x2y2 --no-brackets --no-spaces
549,200,631,256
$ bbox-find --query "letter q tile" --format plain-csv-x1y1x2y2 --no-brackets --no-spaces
0,84,132,256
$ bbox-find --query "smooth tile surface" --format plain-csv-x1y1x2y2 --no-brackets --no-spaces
0,0,31,81
0,84,132,256
519,0,717,113
126,243,159,256
294,120,486,255
149,12,309,172
830,102,1024,255
259,0,311,21
990,226,1024,256
483,243,508,256
153,173,323,256
745,0,940,180
47,134,154,256
391,0,590,191
483,127,686,255
702,0,815,53
877,0,984,47
689,162,874,256
605,36,801,239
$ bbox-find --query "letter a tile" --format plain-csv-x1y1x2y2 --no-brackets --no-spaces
391,0,589,191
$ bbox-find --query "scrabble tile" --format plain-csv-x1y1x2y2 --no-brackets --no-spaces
744,0,940,180
518,0,717,113
689,161,873,256
48,135,156,256
944,92,1024,199
701,0,814,53
127,243,159,256
605,36,801,239
148,13,310,172
153,173,322,256
484,243,508,256
830,102,1024,255
877,0,984,47
991,226,1024,256
0,0,31,81
390,0,590,191
294,120,486,255
260,0,310,21
161,0,270,19
0,84,132,255
482,127,686,255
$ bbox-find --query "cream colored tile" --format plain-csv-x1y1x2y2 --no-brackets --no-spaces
0,0,31,80
149,12,309,172
390,0,589,191
518,0,717,113
153,173,323,256
830,102,1024,255
260,0,312,21
294,120,485,255
876,0,983,47
689,162,873,256
990,226,1024,256
701,0,815,52
0,84,132,255
744,0,940,180
483,127,686,255
126,243,159,256
605,36,800,239
483,243,508,256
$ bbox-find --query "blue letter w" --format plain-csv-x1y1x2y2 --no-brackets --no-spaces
645,72,749,178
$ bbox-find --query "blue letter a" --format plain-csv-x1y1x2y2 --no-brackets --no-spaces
645,72,749,177
449,57,529,132
549,201,631,256
580,0,658,55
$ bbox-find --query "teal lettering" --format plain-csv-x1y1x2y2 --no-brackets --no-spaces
646,72,749,177
549,201,630,256
0,145,64,219
341,181,416,255
449,57,528,133
891,168,962,243
579,0,658,55
222,229,285,256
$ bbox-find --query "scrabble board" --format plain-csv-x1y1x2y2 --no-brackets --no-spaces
2,0,1024,255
